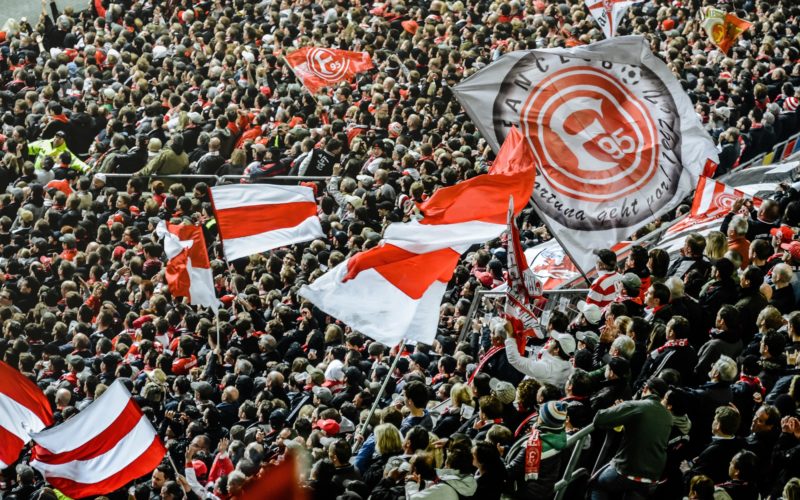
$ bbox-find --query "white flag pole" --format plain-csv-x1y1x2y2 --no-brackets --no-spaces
352,339,406,454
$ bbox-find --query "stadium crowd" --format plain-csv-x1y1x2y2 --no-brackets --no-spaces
1,0,800,499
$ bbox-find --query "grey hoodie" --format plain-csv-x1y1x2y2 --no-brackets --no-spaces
405,469,478,500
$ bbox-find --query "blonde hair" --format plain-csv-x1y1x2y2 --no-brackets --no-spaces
374,423,402,455
450,383,473,408
704,231,727,260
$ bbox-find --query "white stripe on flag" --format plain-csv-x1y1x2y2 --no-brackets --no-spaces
187,264,218,310
384,220,505,254
211,184,315,210
222,215,324,261
299,264,445,347
31,382,129,452
0,393,47,441
30,417,156,484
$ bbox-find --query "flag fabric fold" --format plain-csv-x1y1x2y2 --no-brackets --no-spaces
156,221,219,312
30,380,165,499
210,184,324,261
284,47,373,94
0,361,53,469
300,128,535,347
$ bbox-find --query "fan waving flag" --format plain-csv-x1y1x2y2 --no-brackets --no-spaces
300,130,535,347
30,380,165,498
584,0,643,39
453,36,718,276
0,361,53,469
210,184,324,261
285,47,373,94
156,221,219,312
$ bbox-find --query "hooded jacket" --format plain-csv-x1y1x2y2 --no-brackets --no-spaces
405,469,478,500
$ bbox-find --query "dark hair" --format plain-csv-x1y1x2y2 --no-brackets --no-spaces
664,389,689,417
405,426,430,453
404,381,430,409
650,283,670,305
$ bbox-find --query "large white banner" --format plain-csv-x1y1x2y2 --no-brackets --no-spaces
453,36,718,275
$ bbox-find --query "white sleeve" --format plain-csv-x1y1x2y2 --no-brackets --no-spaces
184,467,211,499
504,339,548,380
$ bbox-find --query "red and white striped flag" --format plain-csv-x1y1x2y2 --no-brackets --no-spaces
210,184,324,261
156,221,219,312
667,175,762,235
659,176,762,255
299,129,534,346
504,197,545,354
0,361,53,469
30,380,165,498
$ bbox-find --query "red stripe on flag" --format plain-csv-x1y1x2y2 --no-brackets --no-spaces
42,436,166,499
418,172,533,226
216,202,318,240
0,361,53,425
32,400,142,464
344,244,461,299
784,140,797,159
0,426,24,467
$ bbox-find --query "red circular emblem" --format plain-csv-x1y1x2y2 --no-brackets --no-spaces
713,192,740,211
306,48,350,82
520,66,659,202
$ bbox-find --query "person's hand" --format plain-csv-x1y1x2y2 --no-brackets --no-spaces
731,198,745,214
753,392,763,405
165,410,176,421
679,460,691,474
332,163,342,177
781,416,800,438
185,443,197,463
387,467,405,482
256,429,266,444
176,474,191,493
218,437,229,454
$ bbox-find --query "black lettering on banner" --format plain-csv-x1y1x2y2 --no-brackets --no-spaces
535,182,587,222
505,98,522,113
645,180,670,208
531,53,549,73
514,73,532,91
558,55,571,65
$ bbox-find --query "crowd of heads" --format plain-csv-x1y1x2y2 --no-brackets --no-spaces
1,0,800,499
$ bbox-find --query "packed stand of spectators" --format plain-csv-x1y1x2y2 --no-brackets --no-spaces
1,0,800,499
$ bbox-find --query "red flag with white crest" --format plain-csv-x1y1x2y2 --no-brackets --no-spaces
284,47,373,94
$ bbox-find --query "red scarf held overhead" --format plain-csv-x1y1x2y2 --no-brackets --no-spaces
524,429,542,480
656,338,690,354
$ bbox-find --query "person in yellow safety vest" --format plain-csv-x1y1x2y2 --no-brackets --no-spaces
27,131,90,173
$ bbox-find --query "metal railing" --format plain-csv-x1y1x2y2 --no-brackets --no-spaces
96,173,330,184
458,287,591,343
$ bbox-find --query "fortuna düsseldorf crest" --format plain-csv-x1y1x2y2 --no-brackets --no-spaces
483,50,684,231
453,36,718,274
306,48,350,82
